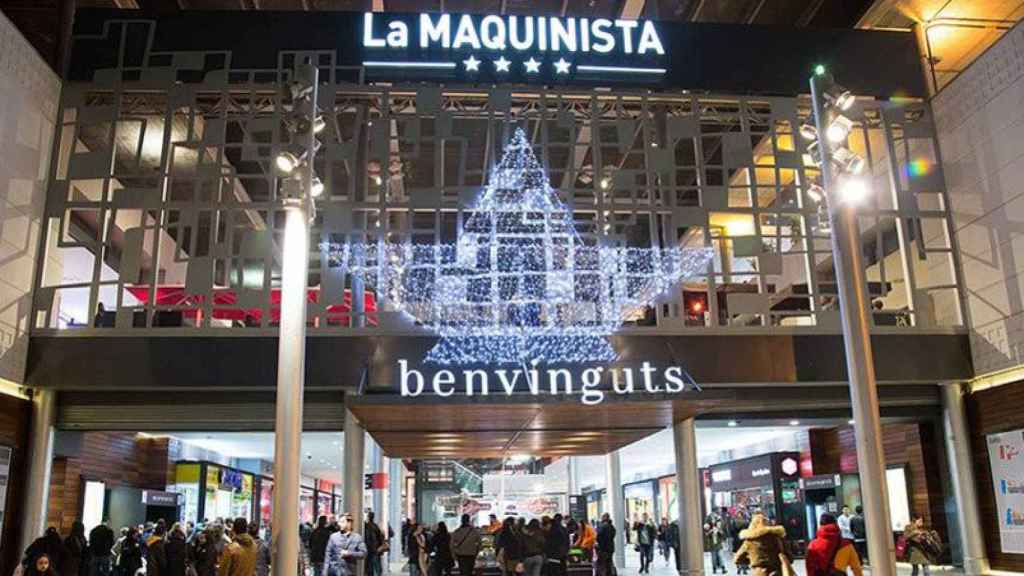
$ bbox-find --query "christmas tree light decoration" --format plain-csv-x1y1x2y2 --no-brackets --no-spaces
321,127,713,365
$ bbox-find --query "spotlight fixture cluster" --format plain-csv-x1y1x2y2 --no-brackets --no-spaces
802,67,870,232
275,59,324,221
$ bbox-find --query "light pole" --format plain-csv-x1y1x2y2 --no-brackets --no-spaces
807,68,896,576
272,58,322,576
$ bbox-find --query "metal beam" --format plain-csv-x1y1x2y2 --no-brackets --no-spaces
743,0,767,23
620,0,646,19
795,0,827,27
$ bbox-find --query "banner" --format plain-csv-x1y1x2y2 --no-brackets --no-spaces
987,429,1024,553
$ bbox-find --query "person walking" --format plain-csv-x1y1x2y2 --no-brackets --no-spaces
849,507,866,564
218,519,258,576
666,520,681,573
805,514,862,576
429,522,455,576
90,521,117,576
146,525,168,576
656,518,670,566
903,517,941,576
543,514,569,576
325,514,368,576
733,513,789,576
248,523,270,576
364,513,387,576
66,521,92,576
411,523,429,576
595,514,616,576
451,514,482,576
635,514,655,575
520,519,545,576
837,507,854,542
117,528,144,576
309,516,332,576
704,515,725,575
730,512,750,576
496,518,523,576
164,524,189,576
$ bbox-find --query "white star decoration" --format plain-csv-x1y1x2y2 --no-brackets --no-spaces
524,57,541,73
553,57,571,74
494,56,511,72
463,55,481,72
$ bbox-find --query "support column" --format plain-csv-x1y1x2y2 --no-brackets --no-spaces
568,456,580,496
368,435,384,517
605,450,626,569
344,407,367,536
388,457,404,568
942,383,989,576
674,419,704,576
20,388,56,553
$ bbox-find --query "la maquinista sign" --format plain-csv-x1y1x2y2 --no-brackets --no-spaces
361,12,667,77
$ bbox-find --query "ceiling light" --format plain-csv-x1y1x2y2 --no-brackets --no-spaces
727,420,738,427
847,419,855,425
789,420,800,426
275,151,300,174
814,64,826,76
799,123,818,141
310,177,324,198
826,115,854,143
599,177,611,190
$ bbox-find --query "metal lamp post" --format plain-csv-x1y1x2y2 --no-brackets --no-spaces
272,59,319,576
808,70,896,576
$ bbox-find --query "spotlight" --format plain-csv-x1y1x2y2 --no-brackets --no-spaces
825,85,855,111
600,177,611,190
310,177,324,198
826,115,854,143
806,140,822,166
838,177,869,204
691,300,704,313
832,147,865,174
373,175,383,186
313,116,327,134
799,123,818,141
814,64,826,76
806,184,824,203
275,151,300,174
286,80,314,102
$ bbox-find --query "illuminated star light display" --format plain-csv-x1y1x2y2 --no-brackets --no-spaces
322,128,713,365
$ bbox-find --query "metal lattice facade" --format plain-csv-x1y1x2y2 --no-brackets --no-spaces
32,32,966,335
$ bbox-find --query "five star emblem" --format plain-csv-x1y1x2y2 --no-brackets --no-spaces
463,55,481,72
494,56,511,72
524,57,542,73
553,58,571,74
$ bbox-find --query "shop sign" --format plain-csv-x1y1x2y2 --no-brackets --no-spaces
780,457,799,476
397,359,699,405
142,490,181,507
363,13,666,77
801,474,841,491
750,468,770,478
987,429,1024,553
710,469,732,483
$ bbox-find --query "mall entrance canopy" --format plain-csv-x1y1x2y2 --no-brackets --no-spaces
346,392,724,458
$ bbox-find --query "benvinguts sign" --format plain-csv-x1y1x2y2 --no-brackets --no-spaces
398,359,697,405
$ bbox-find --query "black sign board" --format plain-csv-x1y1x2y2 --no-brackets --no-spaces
69,9,925,99
142,490,181,507
802,474,841,491
569,495,587,523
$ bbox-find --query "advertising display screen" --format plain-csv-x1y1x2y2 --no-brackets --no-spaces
987,429,1024,553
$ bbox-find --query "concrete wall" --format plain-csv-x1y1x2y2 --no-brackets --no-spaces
0,9,60,383
934,21,1024,377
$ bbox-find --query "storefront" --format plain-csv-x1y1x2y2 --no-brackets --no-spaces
172,461,257,525
624,480,658,525
708,453,805,544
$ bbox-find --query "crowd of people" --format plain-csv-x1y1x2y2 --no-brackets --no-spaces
18,507,945,576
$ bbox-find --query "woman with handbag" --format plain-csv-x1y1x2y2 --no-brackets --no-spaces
903,517,941,576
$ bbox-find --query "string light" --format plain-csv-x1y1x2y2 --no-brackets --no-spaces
321,128,712,365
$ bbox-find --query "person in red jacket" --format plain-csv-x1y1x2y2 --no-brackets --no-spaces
805,514,863,576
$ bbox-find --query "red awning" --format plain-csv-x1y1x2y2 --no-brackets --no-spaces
124,286,377,325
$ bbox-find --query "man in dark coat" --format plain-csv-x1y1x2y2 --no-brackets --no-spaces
309,516,332,576
595,514,616,576
90,521,117,576
544,515,570,576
